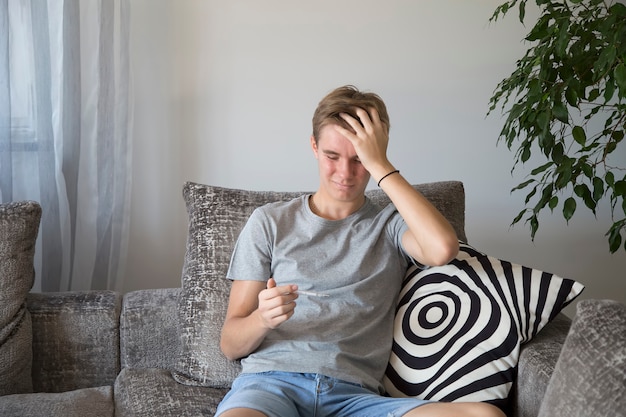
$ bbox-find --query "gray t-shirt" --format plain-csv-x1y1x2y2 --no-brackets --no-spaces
226,195,416,393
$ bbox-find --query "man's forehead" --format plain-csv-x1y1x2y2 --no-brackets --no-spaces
318,140,359,159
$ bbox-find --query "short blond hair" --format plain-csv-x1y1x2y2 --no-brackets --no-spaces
311,85,390,143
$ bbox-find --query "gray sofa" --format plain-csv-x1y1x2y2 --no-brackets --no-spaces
0,287,571,417
1,182,624,417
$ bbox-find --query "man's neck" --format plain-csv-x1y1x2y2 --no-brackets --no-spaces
310,193,366,220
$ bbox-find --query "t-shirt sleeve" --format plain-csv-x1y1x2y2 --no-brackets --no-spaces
226,207,273,282
385,206,428,271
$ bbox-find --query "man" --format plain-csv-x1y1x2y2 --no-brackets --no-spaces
216,85,505,417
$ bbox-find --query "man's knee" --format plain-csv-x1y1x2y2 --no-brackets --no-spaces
217,408,268,417
404,401,506,417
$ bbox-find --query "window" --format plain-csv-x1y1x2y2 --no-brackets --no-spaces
6,1,37,148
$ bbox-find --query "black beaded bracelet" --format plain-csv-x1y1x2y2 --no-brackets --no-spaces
377,169,400,187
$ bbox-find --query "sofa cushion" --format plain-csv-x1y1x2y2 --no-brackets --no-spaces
511,313,571,417
383,243,584,407
172,181,467,387
116,368,228,416
120,288,180,370
0,386,113,417
27,291,122,392
537,299,626,417
0,200,41,395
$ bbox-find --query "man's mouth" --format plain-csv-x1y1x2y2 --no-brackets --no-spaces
334,181,354,190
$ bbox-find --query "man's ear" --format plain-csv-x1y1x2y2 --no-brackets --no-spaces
310,135,318,158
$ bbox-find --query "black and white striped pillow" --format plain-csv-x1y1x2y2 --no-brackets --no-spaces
383,243,584,406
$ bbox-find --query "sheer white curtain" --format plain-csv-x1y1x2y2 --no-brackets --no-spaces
0,0,132,291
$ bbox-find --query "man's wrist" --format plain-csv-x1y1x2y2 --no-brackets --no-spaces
377,169,401,187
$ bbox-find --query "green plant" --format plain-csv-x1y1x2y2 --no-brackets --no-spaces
488,0,626,252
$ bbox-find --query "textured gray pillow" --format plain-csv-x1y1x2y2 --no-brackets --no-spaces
537,299,626,417
0,201,42,395
172,181,467,387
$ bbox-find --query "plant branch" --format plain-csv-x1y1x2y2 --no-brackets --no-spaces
489,0,626,253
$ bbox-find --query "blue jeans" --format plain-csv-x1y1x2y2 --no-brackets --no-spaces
215,371,431,417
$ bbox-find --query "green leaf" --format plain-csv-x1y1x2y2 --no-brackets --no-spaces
512,209,526,225
545,66,558,84
535,184,554,213
489,2,511,22
609,2,626,15
615,180,626,197
606,171,615,187
529,215,539,239
580,161,594,179
607,222,623,253
512,179,536,191
574,183,596,211
552,142,565,163
540,131,555,157
604,111,618,130
526,16,550,41
508,103,526,120
565,86,579,107
552,102,569,124
593,177,605,202
574,183,589,197
615,64,626,93
572,126,586,145
531,162,553,175
604,79,615,103
555,11,571,50
536,109,550,129
594,46,617,79
606,140,618,155
588,88,601,102
563,197,576,222
609,231,621,253
555,166,573,189
525,186,538,204
549,196,559,211
521,146,531,163
528,78,542,98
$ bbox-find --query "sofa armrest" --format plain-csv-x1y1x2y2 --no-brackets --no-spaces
537,300,626,417
26,291,122,393
511,313,572,417
120,288,180,370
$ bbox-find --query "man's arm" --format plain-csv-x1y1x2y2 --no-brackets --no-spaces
378,173,459,266
336,107,459,266
220,278,298,361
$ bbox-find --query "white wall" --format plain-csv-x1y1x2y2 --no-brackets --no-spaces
127,0,626,316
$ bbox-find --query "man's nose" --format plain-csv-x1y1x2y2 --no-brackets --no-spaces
337,159,353,177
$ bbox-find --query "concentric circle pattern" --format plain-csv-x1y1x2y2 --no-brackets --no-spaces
383,243,584,406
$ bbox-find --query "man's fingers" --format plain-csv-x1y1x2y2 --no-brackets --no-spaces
260,280,298,304
259,288,298,329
